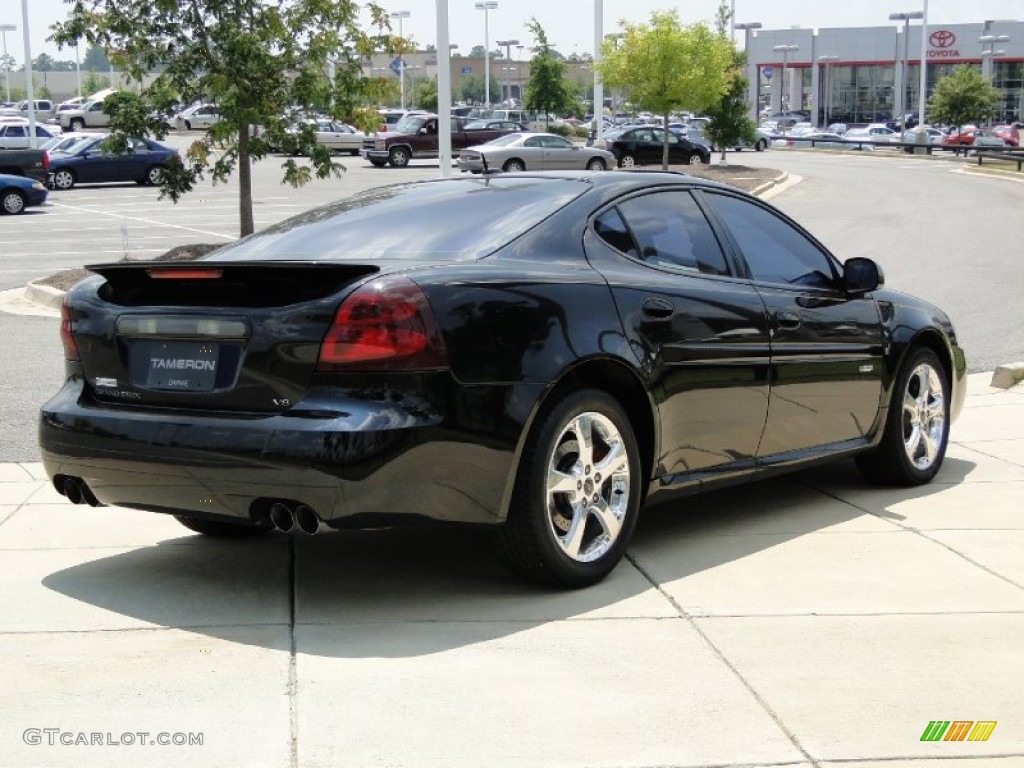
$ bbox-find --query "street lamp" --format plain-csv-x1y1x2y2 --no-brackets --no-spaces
773,44,799,116
889,11,923,130
390,10,411,110
979,34,1009,82
515,44,524,102
474,1,498,106
735,22,762,122
918,0,929,127
0,23,15,104
495,38,519,105
818,55,838,127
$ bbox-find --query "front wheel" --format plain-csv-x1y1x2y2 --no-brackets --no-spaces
585,157,607,171
496,389,643,588
686,153,704,165
618,153,637,168
1,190,27,215
388,146,411,167
52,169,76,190
174,515,270,538
856,347,950,485
755,138,768,151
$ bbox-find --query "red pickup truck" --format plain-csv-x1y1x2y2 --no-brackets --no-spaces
362,113,524,168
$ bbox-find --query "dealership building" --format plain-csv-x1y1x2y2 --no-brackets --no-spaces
744,20,1023,125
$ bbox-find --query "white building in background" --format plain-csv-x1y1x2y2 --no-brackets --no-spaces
745,20,1023,125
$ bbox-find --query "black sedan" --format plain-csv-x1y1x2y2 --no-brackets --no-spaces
48,136,179,190
594,126,711,167
41,172,966,588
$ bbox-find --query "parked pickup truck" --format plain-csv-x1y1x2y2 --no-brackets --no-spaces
362,114,523,168
0,148,49,184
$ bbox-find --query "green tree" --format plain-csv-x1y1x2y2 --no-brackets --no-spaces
928,64,1000,132
523,19,575,126
52,0,394,237
703,2,755,162
459,72,486,104
415,76,438,112
82,71,110,95
81,44,110,72
597,10,734,168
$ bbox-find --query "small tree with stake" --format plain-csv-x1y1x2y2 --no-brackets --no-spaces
523,19,576,128
597,10,734,169
51,0,396,238
703,1,756,163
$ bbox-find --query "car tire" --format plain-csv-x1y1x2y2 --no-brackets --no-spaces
388,146,411,168
496,389,643,588
349,149,360,156
585,157,606,171
70,118,85,131
52,169,76,190
502,158,525,172
687,153,704,165
618,153,636,168
173,514,270,538
184,120,193,131
144,165,164,186
1,189,27,215
368,158,387,167
755,138,768,151
856,347,950,486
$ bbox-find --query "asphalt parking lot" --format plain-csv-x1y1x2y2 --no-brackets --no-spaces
1,143,1023,768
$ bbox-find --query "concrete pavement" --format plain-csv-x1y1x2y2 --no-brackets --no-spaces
1,373,1022,767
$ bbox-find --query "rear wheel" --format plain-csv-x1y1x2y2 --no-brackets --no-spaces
183,120,193,131
856,347,950,485
52,169,76,190
388,146,411,167
70,118,85,131
686,153,703,165
1,189,27,215
174,515,270,538
502,158,526,172
496,389,642,588
618,153,637,168
585,157,607,171
144,165,164,185
755,138,768,151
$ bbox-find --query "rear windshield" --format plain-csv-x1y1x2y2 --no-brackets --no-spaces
209,177,590,263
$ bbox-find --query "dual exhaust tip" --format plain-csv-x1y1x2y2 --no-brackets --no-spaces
58,476,102,507
268,502,320,535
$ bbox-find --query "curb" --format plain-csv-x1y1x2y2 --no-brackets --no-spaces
751,170,788,197
991,362,1024,389
25,281,66,311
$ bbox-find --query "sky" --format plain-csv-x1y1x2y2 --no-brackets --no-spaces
4,0,1022,66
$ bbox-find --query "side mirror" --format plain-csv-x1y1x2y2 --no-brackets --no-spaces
844,257,884,295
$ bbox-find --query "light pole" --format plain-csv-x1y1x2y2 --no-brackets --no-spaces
474,1,498,107
818,55,838,127
918,0,928,127
889,11,923,130
979,34,1009,81
735,22,761,122
390,10,411,110
495,38,519,105
515,44,524,103
0,24,15,104
773,44,799,116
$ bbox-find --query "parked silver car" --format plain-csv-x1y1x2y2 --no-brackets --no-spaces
457,132,614,173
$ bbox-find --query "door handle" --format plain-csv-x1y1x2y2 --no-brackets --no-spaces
641,297,675,320
775,310,801,330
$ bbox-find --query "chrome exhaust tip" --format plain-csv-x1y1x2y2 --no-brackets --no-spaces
294,505,321,535
269,502,294,532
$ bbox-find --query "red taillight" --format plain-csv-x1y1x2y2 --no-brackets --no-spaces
60,297,80,362
147,268,223,280
317,277,448,371
42,150,49,170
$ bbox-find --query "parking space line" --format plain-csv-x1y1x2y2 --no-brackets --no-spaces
47,201,237,241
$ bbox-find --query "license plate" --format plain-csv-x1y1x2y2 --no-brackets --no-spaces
144,341,219,391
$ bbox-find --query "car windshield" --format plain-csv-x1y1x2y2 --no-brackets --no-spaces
394,116,427,133
209,177,590,263
483,134,522,147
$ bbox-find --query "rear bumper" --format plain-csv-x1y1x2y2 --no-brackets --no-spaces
40,375,520,528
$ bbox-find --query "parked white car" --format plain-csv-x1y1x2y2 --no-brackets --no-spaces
174,104,220,130
0,121,60,149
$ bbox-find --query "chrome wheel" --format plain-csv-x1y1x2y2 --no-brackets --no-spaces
902,362,946,471
687,153,702,165
619,154,636,168
544,412,631,563
52,170,75,190
146,165,164,185
586,157,606,171
2,190,26,215
503,159,525,172
389,147,410,167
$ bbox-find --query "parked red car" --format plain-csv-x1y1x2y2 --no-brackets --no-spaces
991,124,1020,147
941,128,1009,148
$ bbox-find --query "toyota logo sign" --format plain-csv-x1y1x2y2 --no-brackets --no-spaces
929,30,956,48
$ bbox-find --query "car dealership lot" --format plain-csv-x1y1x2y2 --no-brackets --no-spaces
2,148,1023,766
2,373,1023,767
